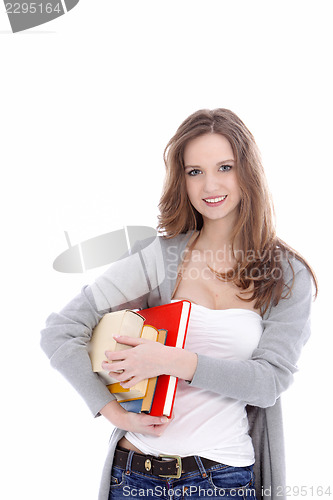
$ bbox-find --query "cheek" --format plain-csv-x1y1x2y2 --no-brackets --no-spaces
234,185,242,203
184,178,196,202
228,174,242,201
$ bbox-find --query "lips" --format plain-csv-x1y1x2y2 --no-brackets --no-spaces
203,195,227,206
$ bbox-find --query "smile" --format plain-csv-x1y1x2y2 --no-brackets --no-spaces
203,195,227,205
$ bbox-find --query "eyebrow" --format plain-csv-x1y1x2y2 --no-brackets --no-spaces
184,159,235,169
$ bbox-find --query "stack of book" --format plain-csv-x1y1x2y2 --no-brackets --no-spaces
88,300,191,417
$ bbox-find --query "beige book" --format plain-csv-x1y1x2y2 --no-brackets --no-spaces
88,309,144,385
88,310,159,400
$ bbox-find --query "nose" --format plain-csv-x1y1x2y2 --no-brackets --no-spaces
203,172,221,193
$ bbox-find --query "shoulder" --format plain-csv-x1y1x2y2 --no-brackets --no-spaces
264,252,314,323
130,230,193,250
158,231,197,254
134,230,196,263
278,250,313,289
115,231,195,285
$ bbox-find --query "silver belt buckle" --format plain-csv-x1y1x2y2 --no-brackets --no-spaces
159,454,182,479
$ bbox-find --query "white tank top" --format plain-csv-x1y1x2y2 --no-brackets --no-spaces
125,302,262,466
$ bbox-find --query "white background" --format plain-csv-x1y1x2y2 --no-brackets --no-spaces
0,1,332,499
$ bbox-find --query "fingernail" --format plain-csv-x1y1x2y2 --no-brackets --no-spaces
161,417,168,423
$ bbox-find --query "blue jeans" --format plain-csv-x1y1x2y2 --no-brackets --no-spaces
108,451,257,500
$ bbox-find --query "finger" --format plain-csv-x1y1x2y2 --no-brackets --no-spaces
105,351,127,361
105,369,133,383
106,370,126,381
141,414,169,426
118,375,142,388
151,422,170,436
101,360,125,372
113,336,145,347
102,360,139,383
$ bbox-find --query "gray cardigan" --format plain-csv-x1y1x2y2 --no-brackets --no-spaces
40,231,313,500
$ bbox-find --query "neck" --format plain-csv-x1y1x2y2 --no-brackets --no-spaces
198,217,238,252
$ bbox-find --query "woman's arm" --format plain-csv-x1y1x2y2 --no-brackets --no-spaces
41,282,174,433
188,262,313,408
101,257,313,408
40,286,117,417
40,239,160,418
102,337,198,387
103,260,312,408
100,400,171,436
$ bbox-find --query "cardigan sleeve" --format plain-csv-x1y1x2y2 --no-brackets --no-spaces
189,260,313,408
40,236,164,417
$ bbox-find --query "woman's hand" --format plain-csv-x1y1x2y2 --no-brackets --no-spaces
101,335,198,388
100,400,173,436
101,336,169,388
123,411,173,436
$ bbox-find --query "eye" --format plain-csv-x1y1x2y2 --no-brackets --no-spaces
219,164,233,172
186,168,202,177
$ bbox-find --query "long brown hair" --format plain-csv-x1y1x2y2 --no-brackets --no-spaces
157,108,318,313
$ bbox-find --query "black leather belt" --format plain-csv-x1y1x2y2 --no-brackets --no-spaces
114,446,221,479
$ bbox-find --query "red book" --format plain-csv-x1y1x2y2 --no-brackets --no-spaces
138,300,191,417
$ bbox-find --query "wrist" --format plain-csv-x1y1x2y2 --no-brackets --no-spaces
100,400,129,428
166,346,198,381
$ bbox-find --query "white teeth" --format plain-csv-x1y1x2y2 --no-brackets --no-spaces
204,195,227,203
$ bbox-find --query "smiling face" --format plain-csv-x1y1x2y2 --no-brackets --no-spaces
183,133,242,229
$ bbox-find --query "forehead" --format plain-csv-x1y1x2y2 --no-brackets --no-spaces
183,133,234,165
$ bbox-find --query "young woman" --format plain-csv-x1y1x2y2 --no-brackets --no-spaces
41,108,317,500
